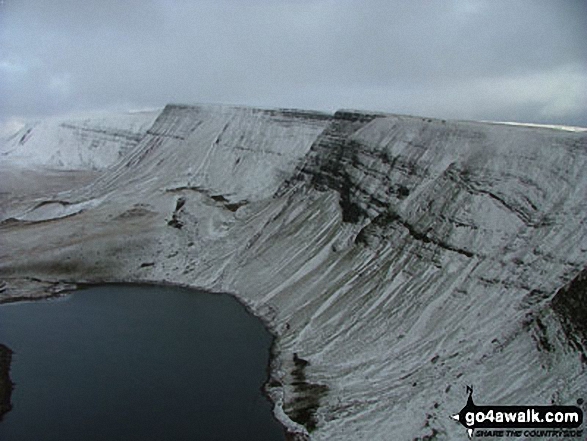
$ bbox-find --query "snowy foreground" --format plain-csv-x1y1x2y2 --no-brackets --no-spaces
1,104,586,440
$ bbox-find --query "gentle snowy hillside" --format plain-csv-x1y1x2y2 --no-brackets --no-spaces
1,104,585,440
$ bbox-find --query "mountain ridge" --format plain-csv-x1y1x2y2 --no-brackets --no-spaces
1,103,586,440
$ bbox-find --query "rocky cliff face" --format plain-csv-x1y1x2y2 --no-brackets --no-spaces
1,104,586,440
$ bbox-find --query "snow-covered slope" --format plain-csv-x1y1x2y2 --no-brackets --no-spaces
0,104,586,440
0,110,159,170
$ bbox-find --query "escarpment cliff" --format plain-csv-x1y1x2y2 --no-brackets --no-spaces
1,104,586,440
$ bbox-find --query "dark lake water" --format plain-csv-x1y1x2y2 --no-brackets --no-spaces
0,285,285,441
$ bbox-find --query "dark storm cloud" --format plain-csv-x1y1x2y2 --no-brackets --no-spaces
1,0,586,126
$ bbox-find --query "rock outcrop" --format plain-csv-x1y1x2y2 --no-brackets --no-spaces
0,344,13,420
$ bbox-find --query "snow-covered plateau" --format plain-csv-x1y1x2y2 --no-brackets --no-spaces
0,104,586,440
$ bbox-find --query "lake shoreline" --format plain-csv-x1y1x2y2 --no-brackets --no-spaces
0,281,294,439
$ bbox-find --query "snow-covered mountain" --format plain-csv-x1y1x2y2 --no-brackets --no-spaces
0,110,159,170
1,104,586,440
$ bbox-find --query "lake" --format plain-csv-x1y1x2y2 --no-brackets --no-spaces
0,284,285,441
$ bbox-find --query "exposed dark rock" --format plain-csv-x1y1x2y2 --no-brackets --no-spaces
285,353,329,433
167,187,247,212
532,317,554,353
224,202,246,212
354,209,474,257
397,218,474,258
59,123,143,143
210,195,229,203
397,184,410,199
167,197,186,229
552,267,587,359
0,344,13,420
167,217,183,229
294,112,383,223
33,200,72,209
115,205,154,219
174,197,186,212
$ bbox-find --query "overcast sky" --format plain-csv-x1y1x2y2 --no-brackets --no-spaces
1,0,586,126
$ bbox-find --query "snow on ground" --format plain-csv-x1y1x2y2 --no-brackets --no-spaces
0,104,586,440
0,110,160,170
483,120,587,132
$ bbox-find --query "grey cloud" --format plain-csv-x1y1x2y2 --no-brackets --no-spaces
1,0,585,126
